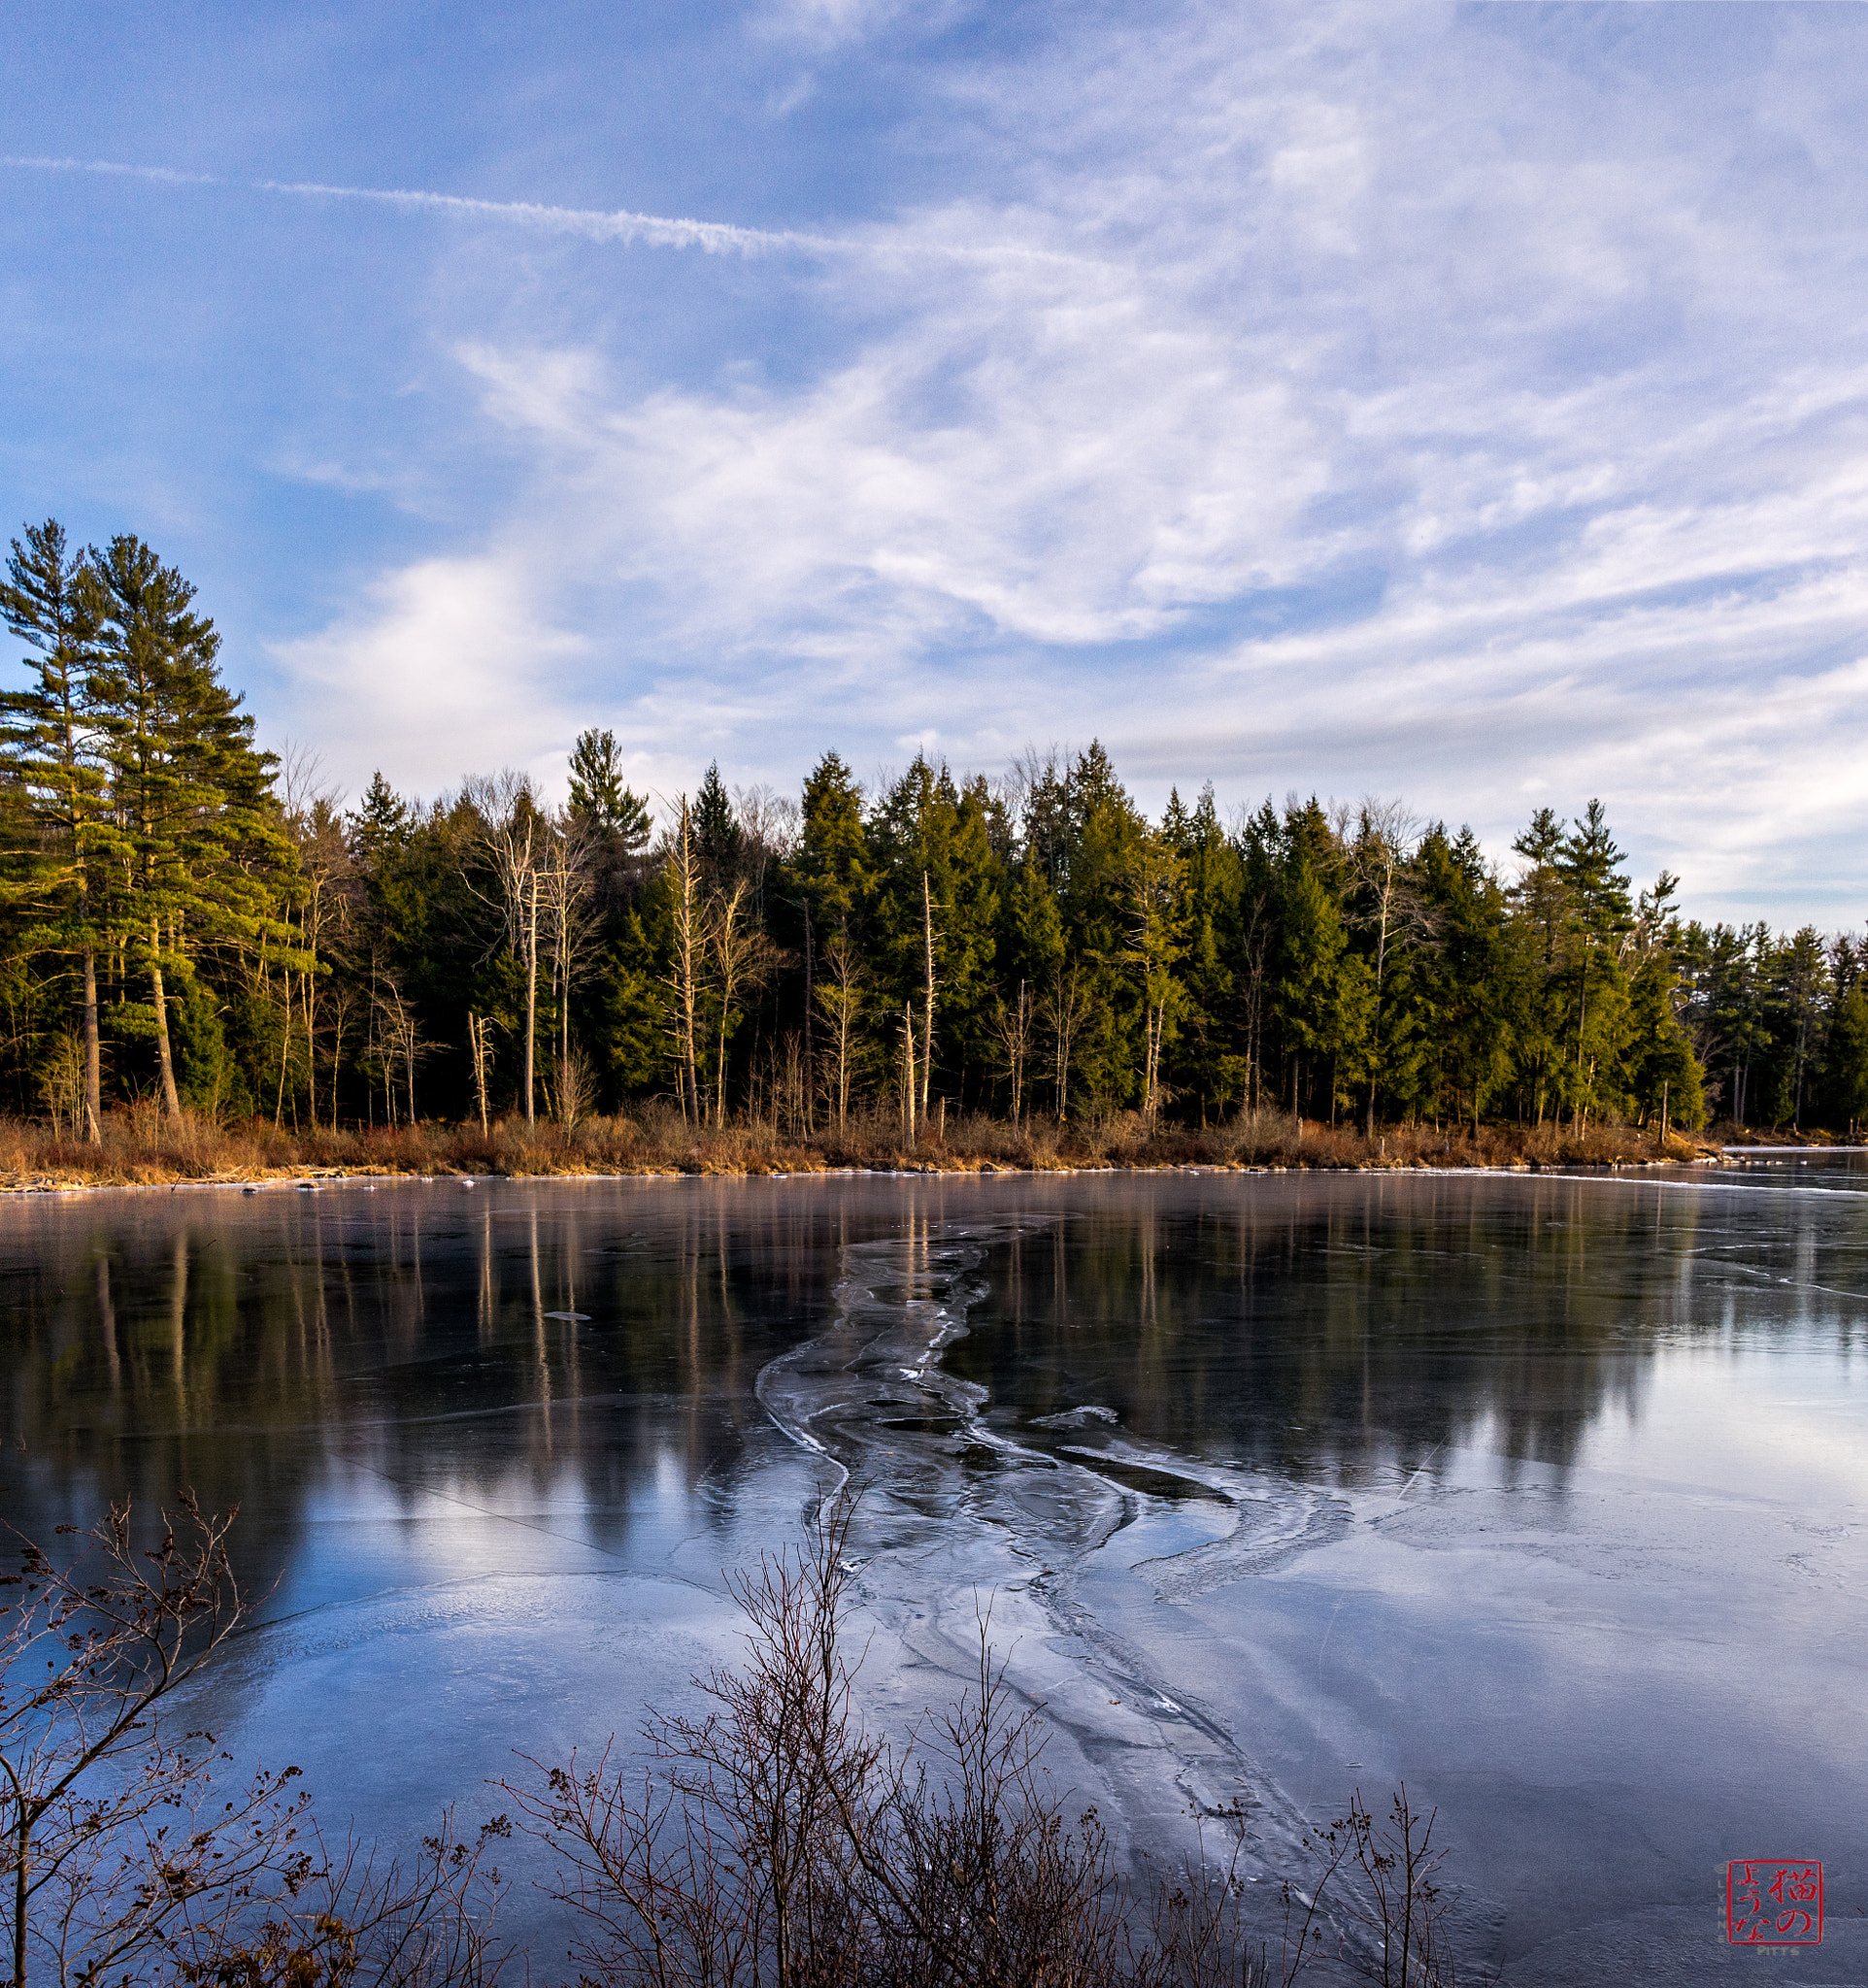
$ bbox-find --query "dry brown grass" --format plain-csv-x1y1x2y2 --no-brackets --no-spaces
0,1099,1721,1193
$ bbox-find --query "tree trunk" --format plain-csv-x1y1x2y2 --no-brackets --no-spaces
305,973,317,1130
523,873,538,1123
82,945,101,1143
150,921,182,1118
674,808,702,1126
802,903,815,1135
920,871,936,1118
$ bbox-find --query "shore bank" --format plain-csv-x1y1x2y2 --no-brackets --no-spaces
0,1104,1737,1193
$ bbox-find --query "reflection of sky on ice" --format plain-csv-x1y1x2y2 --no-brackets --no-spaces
4,1167,1867,1985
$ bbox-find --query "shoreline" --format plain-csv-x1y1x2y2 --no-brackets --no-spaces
0,1138,1754,1199
0,1105,1832,1199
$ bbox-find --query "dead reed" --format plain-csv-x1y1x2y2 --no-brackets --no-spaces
0,1101,1717,1193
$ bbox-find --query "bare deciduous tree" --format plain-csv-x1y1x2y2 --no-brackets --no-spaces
1041,965,1087,1124
467,1011,496,1133
814,939,862,1133
662,801,704,1127
991,981,1031,1125
708,878,774,1129
3,1502,513,1988
6,1500,1467,1988
1345,800,1435,1139
919,872,937,1122
1,1498,305,1988
1127,832,1184,1127
503,1493,1464,1988
370,976,426,1128
474,777,546,1124
541,816,600,1107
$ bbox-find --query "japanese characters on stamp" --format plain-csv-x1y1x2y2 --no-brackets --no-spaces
1727,1860,1822,1945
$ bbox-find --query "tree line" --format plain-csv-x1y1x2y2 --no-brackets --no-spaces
5,519,1865,1143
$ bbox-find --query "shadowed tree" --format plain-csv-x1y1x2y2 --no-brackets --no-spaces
0,521,107,1139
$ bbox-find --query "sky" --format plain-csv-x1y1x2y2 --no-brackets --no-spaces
3,1,1868,927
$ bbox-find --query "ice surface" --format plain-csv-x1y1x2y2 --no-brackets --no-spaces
6,1164,1868,1983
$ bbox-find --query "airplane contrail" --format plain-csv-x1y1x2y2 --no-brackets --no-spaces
251,177,849,256
2,152,1100,271
3,153,848,257
4,154,218,187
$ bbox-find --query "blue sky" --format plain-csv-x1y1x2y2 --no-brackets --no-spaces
5,2,1868,925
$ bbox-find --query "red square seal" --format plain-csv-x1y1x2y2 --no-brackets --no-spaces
1727,1860,1822,1945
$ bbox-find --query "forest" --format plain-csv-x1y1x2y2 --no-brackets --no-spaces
4,519,1865,1158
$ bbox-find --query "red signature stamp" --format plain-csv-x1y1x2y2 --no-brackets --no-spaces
1727,1861,1822,1944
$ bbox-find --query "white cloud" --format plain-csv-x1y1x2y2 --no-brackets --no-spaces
268,556,591,800
268,0,1868,920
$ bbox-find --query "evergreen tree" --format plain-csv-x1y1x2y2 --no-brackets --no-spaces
84,535,304,1116
1271,800,1361,1120
1162,784,1241,1122
1059,743,1150,1109
692,761,743,878
1510,807,1569,1124
1768,926,1829,1129
1554,801,1634,1129
350,771,411,860
1824,979,1868,1135
1414,825,1514,1133
0,520,107,1138
566,728,651,850
793,752,872,939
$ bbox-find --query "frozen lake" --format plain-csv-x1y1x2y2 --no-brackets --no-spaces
4,1161,1865,1984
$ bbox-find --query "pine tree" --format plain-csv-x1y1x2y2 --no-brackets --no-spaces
84,535,304,1117
1415,825,1514,1133
567,728,650,850
1272,799,1359,1121
692,761,742,878
1555,801,1634,1130
0,520,107,1138
794,753,873,940
1824,979,1868,1136
1510,807,1569,1126
1059,743,1149,1109
351,770,412,859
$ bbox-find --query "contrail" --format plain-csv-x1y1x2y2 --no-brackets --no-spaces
4,154,218,187
252,177,849,256
4,153,847,257
2,152,1099,271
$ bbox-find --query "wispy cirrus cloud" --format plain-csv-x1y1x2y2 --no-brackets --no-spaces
43,1,1863,921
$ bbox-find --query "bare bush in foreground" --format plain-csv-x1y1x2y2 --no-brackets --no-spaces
512,1497,1474,1988
1,1500,510,1988
5,1500,1468,1988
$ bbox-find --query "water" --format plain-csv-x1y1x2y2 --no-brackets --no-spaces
4,1163,1866,1984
